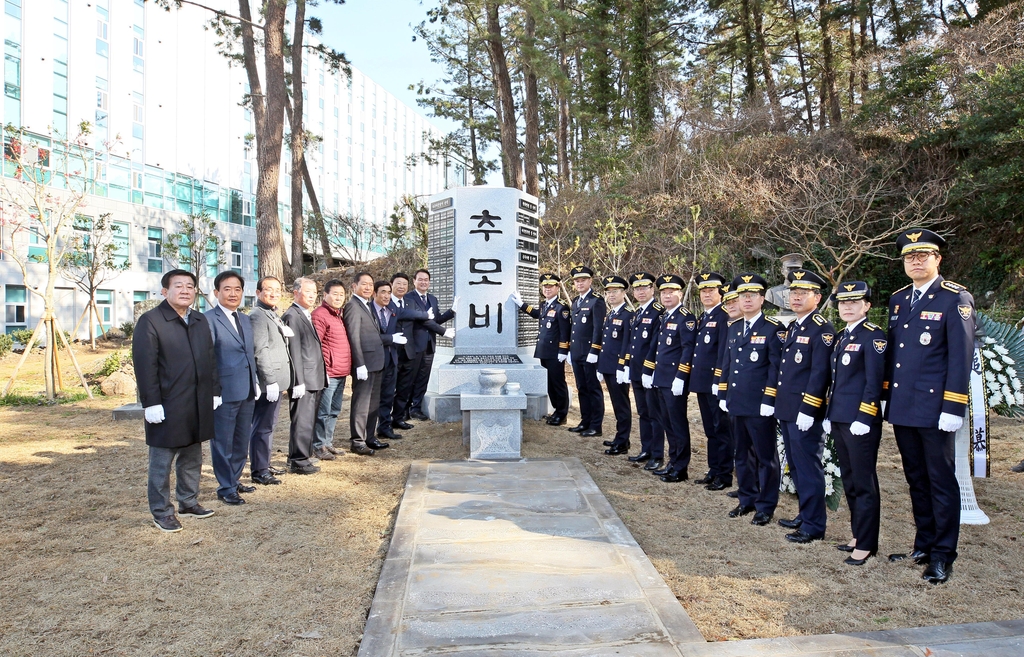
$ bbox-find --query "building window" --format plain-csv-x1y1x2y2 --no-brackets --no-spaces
244,295,254,308
112,221,129,267
95,289,113,332
133,291,148,303
230,241,242,274
5,284,27,332
205,238,218,278
147,227,162,273
252,244,258,273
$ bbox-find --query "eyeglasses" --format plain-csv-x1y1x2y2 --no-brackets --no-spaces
902,252,935,264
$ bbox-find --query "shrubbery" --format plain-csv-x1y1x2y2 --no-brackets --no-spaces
0,333,12,357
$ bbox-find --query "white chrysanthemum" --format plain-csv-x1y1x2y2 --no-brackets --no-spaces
1003,356,1015,365
823,448,832,460
983,349,997,359
825,482,835,496
1015,391,1024,405
1004,384,1014,400
985,371,997,383
1007,367,1017,378
995,345,1010,355
992,360,1004,371
998,373,1008,384
1013,377,1022,391
984,337,997,344
990,392,1003,406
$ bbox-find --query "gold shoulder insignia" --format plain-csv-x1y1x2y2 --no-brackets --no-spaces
653,302,665,311
941,280,967,293
863,321,881,332
765,316,780,325
812,313,825,326
727,318,740,326
893,283,912,295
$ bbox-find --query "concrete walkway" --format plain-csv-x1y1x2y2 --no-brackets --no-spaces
357,458,1024,656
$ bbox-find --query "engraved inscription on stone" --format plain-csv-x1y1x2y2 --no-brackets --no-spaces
517,266,539,348
451,354,524,365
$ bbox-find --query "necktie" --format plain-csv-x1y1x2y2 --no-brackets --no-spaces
421,294,427,308
379,306,388,330
744,320,751,337
231,311,242,338
911,288,922,309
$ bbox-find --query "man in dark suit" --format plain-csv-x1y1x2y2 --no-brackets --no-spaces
133,269,219,532
405,268,456,421
510,272,571,425
206,271,260,505
597,275,633,454
718,274,786,526
620,273,665,470
374,279,416,441
344,272,388,454
248,276,292,486
568,265,606,436
282,277,328,474
691,272,732,490
883,228,975,584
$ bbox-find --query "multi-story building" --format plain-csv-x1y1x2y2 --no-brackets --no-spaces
0,0,463,337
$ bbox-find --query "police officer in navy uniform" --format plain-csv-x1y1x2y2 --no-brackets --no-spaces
642,274,696,482
713,284,745,494
691,272,732,490
620,272,667,470
823,281,886,566
773,269,836,544
718,274,786,524
884,228,975,584
597,275,634,454
510,273,571,426
568,266,607,437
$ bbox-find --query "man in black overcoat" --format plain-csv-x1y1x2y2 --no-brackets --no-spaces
133,269,221,533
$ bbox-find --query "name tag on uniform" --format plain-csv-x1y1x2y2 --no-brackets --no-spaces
666,323,678,330
750,336,766,344
796,336,810,344
921,311,943,321
706,321,717,327
612,319,622,325
547,309,556,316
845,343,861,351
642,317,653,324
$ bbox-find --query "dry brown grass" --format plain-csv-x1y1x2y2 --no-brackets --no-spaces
0,345,1022,656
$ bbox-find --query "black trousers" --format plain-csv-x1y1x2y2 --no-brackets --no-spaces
658,387,691,473
893,424,960,563
350,370,382,446
288,388,323,468
377,358,398,433
697,392,732,483
410,348,435,415
603,375,631,445
393,351,422,421
249,395,281,476
641,383,666,459
780,419,827,536
571,358,604,430
834,421,882,553
541,357,569,419
733,414,780,515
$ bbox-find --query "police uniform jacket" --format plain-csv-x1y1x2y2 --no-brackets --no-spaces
597,304,633,374
712,318,741,392
774,312,836,422
826,320,886,425
520,297,570,360
718,314,785,417
884,276,976,427
624,300,664,381
691,304,730,393
570,290,606,361
642,306,697,388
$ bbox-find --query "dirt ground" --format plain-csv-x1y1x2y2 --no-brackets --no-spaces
1,344,1023,656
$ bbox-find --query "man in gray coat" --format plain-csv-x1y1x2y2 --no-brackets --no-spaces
344,272,386,455
248,276,293,485
282,277,328,474
206,271,260,505
133,269,220,532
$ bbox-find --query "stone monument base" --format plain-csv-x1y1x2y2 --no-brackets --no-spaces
425,391,547,423
461,391,528,459
112,402,144,421
425,347,549,423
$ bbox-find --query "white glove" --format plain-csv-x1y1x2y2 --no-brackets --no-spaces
719,399,728,412
880,400,887,415
597,372,604,382
822,419,831,435
356,365,368,381
254,384,261,401
510,291,524,307
266,383,280,403
760,403,774,417
938,412,963,433
213,396,223,410
586,353,598,364
850,421,870,436
795,412,814,431
617,368,629,384
558,354,568,363
291,383,306,399
451,296,460,313
443,328,455,339
671,378,685,396
712,384,718,396
642,374,653,389
392,331,408,345
281,325,295,338
144,404,165,424
427,307,435,320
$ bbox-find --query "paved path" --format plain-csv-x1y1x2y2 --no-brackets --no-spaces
358,458,1024,656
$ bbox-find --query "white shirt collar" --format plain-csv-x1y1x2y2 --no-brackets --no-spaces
745,311,762,325
914,275,940,296
845,317,866,332
704,303,721,314
610,302,625,313
793,311,813,326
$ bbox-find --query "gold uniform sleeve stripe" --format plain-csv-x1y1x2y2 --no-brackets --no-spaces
525,305,534,313
943,391,969,404
713,368,722,376
882,381,890,390
643,360,656,368
801,394,823,408
592,344,602,350
677,363,692,373
718,382,728,390
764,387,777,397
559,342,570,348
859,403,878,416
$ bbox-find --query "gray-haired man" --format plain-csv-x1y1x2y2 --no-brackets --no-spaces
282,277,328,474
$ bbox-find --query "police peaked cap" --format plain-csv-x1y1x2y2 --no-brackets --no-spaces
570,265,594,279
602,275,628,289
831,281,871,302
658,274,685,290
786,268,828,292
630,272,657,287
731,273,768,294
539,272,561,286
696,271,727,289
897,228,946,255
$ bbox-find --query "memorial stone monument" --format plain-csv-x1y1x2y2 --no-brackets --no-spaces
422,186,548,423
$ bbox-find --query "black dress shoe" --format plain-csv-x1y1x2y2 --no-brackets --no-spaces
604,443,630,455
726,490,739,498
652,465,672,476
377,429,403,440
268,466,287,475
643,459,664,471
580,429,603,437
367,438,390,450
218,492,246,505
888,549,929,564
628,451,651,463
845,551,876,566
410,411,430,421
836,543,856,553
546,416,567,426
603,440,615,447
568,424,586,433
252,472,281,485
394,420,414,430
694,473,714,485
751,511,773,526
923,559,952,584
237,484,256,494
778,517,803,529
660,470,688,483
729,504,755,518
705,477,729,491
785,529,823,543
350,443,375,456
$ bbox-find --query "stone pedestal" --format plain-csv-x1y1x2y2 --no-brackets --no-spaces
461,392,527,459
112,402,144,421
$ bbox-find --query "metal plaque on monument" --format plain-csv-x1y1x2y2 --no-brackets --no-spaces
423,186,548,423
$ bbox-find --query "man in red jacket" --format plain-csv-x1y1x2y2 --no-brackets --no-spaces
311,279,352,461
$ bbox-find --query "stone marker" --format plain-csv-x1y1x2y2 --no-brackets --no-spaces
461,369,526,459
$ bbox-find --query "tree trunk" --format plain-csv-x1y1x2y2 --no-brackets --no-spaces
628,0,655,136
789,0,815,132
484,1,524,190
557,0,571,188
819,0,842,125
752,0,783,127
290,0,306,278
522,10,540,196
887,0,905,45
740,0,759,104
